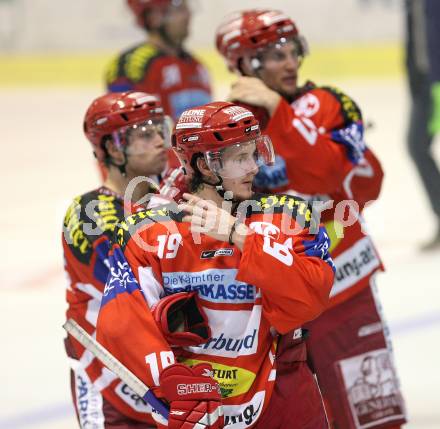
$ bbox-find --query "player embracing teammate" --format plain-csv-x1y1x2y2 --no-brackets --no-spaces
96,102,336,428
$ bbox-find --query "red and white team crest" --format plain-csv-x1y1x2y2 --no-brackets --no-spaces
336,348,406,429
292,93,320,118
249,222,281,240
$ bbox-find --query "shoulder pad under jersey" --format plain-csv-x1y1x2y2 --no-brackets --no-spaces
105,42,162,85
237,193,318,231
63,189,125,263
115,202,182,250
318,85,363,125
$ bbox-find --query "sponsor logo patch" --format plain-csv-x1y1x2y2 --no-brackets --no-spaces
245,124,259,134
182,135,200,142
222,391,265,428
188,306,261,358
200,248,234,259
116,382,153,413
223,105,254,122
74,369,105,427
337,349,406,428
331,236,381,297
202,330,257,353
162,269,256,304
176,108,206,129
180,359,256,399
177,382,219,395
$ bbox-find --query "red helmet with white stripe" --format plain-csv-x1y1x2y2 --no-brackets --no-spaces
216,9,308,71
83,91,167,161
172,102,274,178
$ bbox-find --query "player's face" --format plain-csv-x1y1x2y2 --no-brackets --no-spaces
125,125,168,177
257,40,300,98
220,144,259,201
163,0,191,45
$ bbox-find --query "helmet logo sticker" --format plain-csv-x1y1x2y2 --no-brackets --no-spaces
182,135,200,142
223,106,254,122
245,124,259,134
176,109,206,129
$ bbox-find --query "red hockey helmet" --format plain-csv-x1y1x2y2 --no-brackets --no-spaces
216,9,308,71
172,102,274,179
127,0,181,27
83,91,168,161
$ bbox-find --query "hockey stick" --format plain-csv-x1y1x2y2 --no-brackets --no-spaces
63,318,170,421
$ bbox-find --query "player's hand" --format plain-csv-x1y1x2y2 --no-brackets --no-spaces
159,363,224,429
228,77,281,116
178,193,250,250
160,167,188,202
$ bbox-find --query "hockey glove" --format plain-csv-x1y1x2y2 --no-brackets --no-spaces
331,121,366,164
152,292,211,347
160,166,188,202
159,363,224,429
429,82,440,136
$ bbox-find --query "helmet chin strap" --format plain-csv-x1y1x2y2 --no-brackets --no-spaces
206,176,239,204
201,175,226,198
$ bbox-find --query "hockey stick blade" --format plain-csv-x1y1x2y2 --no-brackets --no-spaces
63,318,169,420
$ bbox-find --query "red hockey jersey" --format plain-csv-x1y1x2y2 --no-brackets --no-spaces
62,187,157,423
248,83,385,306
105,42,212,121
96,194,335,428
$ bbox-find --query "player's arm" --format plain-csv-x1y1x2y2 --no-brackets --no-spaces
97,251,223,429
318,86,385,206
62,194,120,330
178,193,334,333
236,199,335,334
96,239,175,393
97,222,223,429
346,147,384,210
264,96,353,195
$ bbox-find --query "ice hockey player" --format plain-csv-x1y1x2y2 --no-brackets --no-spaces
63,91,172,428
96,101,336,428
105,0,211,122
216,9,407,428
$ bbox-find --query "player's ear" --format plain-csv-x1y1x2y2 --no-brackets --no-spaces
196,157,215,179
239,56,259,77
105,139,125,166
